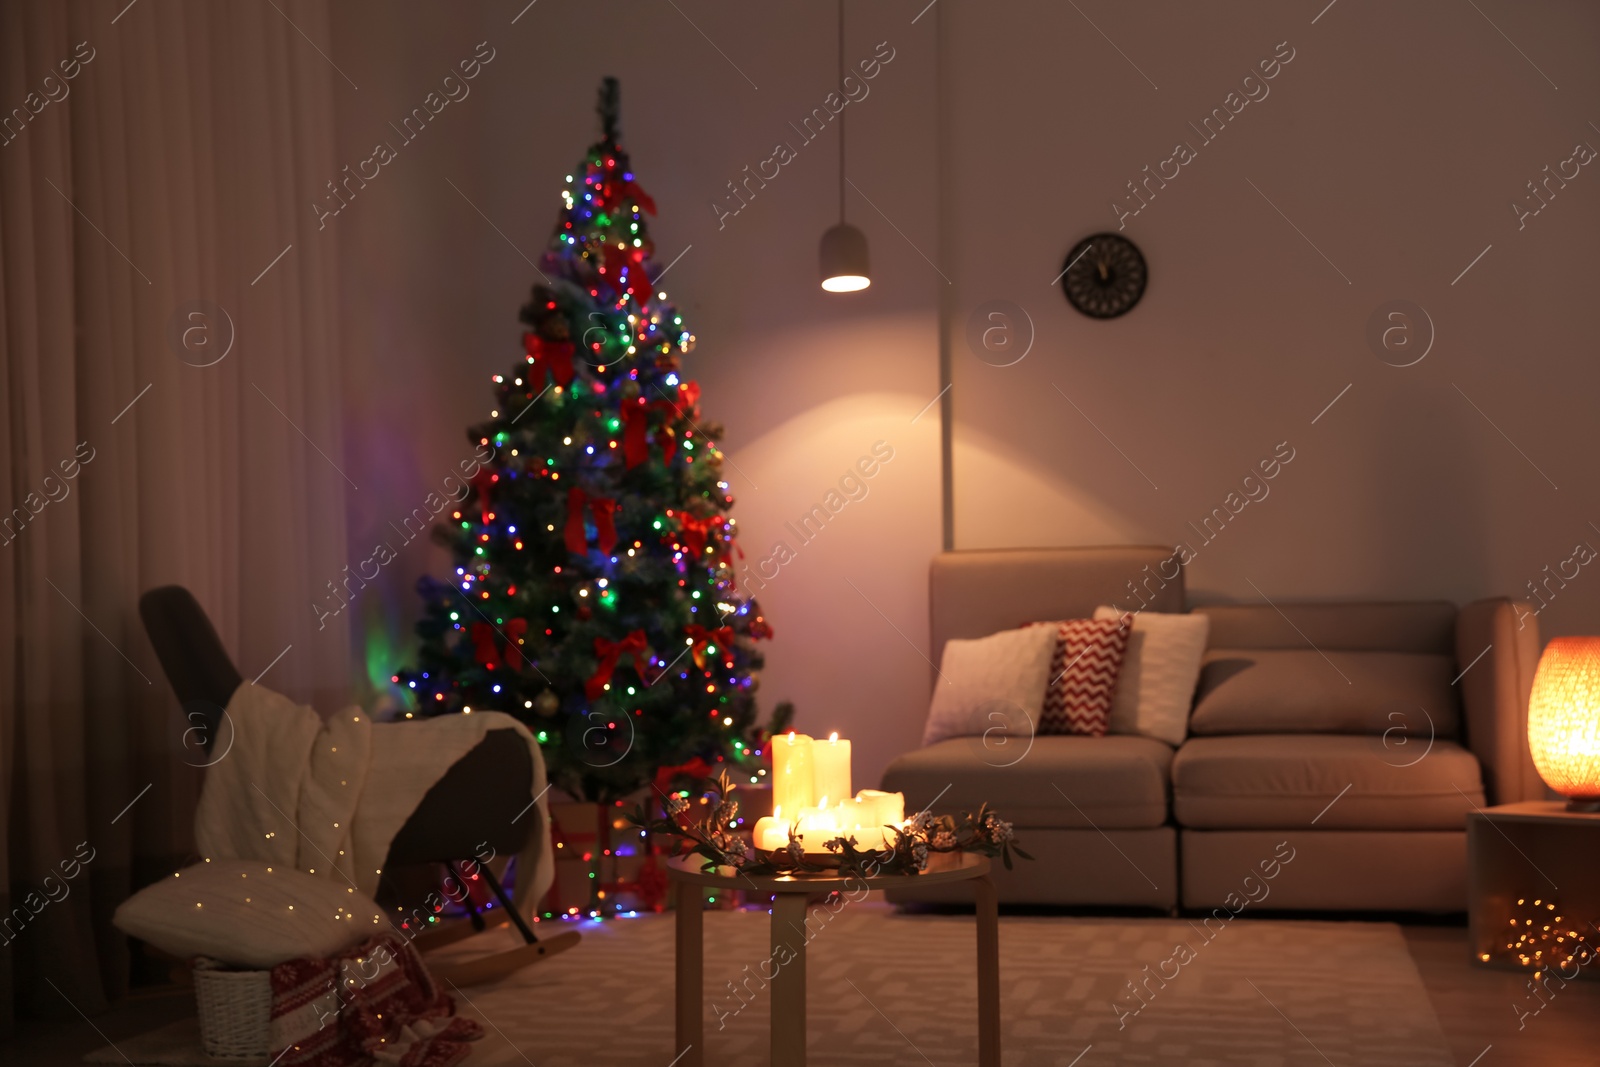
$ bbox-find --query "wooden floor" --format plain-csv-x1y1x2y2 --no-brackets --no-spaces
1403,925,1600,1067
6,923,1598,1064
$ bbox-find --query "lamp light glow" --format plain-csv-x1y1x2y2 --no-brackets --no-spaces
1527,636,1600,811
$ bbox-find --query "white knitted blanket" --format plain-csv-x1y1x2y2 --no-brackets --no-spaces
194,682,552,914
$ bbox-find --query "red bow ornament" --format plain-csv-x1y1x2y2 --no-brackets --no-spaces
524,333,575,389
467,467,497,524
619,398,653,469
652,756,712,800
656,425,678,465
685,624,735,670
624,248,653,295
674,381,701,420
619,397,681,470
676,513,724,563
623,178,657,217
471,618,528,670
501,619,529,669
472,622,498,667
565,487,619,556
586,630,652,699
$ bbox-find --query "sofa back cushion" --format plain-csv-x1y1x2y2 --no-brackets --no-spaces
930,547,1184,671
1194,601,1456,654
1189,649,1460,738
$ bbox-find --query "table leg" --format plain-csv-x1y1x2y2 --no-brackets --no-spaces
975,875,1000,1067
675,881,704,1067
770,892,808,1067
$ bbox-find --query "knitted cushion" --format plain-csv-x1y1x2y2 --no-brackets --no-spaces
1039,618,1130,736
923,624,1057,745
1093,606,1211,746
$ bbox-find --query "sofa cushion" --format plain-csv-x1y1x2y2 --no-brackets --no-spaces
113,859,385,968
1190,649,1460,738
882,735,1173,830
1172,734,1484,831
921,624,1056,746
1194,602,1456,654
1033,618,1129,736
1092,607,1209,746
930,547,1184,668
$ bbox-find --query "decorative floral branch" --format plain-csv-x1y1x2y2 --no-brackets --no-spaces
625,770,1031,878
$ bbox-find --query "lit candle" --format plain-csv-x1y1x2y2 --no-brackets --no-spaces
844,796,880,849
812,733,851,806
870,790,905,830
795,802,840,853
771,732,814,815
850,790,905,850
753,810,789,852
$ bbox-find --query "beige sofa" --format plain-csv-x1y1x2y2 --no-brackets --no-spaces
881,546,1545,912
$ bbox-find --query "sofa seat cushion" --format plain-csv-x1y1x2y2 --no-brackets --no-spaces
1172,734,1484,831
881,735,1173,830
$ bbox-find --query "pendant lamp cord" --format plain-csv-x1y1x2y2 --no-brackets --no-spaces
838,0,846,223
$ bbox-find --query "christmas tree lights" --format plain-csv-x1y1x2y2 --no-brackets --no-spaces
397,79,785,803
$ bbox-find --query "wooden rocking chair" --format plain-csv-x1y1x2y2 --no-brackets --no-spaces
138,585,579,985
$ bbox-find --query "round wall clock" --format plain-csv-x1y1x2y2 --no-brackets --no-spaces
1059,233,1147,319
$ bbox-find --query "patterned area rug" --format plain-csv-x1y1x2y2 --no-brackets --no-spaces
453,906,1452,1067
90,907,1454,1066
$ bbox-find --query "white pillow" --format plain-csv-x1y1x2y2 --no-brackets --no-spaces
114,859,386,968
923,625,1057,745
1092,606,1210,746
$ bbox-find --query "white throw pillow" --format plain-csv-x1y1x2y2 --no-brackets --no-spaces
923,624,1057,745
1092,606,1210,746
114,859,386,968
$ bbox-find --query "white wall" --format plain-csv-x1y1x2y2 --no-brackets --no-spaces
946,1,1600,621
329,0,1600,790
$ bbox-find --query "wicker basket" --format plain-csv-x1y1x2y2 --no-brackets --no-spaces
193,959,273,1061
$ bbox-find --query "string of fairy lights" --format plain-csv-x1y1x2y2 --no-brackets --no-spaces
393,94,777,926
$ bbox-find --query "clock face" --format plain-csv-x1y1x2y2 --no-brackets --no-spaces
1060,233,1147,319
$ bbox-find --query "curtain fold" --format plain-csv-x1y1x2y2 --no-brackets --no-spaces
0,0,351,1029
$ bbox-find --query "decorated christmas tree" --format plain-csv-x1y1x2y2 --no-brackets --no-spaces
397,79,784,804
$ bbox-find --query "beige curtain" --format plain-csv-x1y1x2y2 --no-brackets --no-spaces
0,0,351,1028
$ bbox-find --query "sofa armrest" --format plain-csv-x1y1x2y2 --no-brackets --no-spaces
1456,598,1544,804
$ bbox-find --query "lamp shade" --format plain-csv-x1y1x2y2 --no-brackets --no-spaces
1527,636,1600,809
820,222,870,292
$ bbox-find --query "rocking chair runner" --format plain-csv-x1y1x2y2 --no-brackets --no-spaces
138,585,578,984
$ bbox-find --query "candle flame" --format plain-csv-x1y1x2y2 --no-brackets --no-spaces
774,805,781,819
818,796,828,808
786,731,797,744
829,731,839,742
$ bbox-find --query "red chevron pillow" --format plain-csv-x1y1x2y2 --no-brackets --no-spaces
1034,618,1130,736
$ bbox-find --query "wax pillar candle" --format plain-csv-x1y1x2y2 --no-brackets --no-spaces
845,796,882,850
877,791,906,829
854,789,906,847
753,815,789,852
812,733,852,809
771,732,815,815
795,806,840,853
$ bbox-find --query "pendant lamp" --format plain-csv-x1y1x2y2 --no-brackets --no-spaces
820,0,870,292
